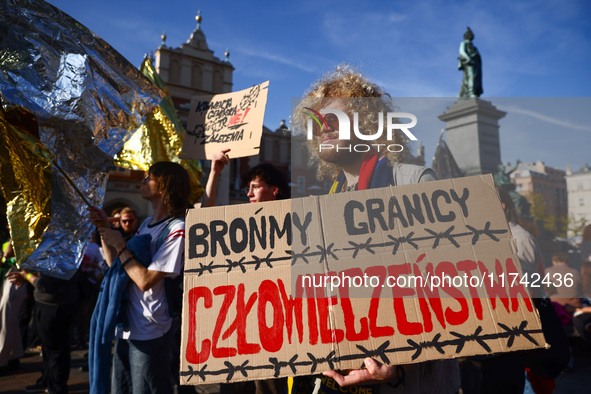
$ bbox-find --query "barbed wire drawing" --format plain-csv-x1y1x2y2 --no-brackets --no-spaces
185,221,508,276
180,320,542,383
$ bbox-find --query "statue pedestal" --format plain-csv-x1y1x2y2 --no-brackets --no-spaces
438,98,505,176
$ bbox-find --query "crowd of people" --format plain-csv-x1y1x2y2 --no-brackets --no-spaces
1,65,591,394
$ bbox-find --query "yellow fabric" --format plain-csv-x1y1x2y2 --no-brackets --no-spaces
0,107,52,267
329,180,339,195
114,58,204,204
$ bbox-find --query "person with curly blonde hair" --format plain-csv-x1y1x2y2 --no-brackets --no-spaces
291,65,459,394
294,64,411,186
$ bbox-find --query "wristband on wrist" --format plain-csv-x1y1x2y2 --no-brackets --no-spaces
122,253,134,266
117,245,127,257
26,273,33,282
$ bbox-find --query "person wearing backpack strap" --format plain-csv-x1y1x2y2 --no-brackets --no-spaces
89,161,190,394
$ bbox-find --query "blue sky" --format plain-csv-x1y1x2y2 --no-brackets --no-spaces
46,0,591,172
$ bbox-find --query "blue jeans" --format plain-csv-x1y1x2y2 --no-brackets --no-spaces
111,330,173,394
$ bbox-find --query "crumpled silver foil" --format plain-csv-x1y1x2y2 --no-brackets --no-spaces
0,0,164,279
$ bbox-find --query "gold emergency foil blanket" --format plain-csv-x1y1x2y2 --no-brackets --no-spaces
0,0,164,278
115,58,204,204
0,108,51,268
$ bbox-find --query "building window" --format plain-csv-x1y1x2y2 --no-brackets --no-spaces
213,70,223,92
170,59,181,85
580,198,585,207
191,65,202,89
112,167,131,176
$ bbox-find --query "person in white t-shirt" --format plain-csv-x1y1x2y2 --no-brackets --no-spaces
90,161,190,394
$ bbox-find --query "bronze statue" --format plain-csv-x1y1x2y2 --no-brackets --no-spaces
458,27,483,98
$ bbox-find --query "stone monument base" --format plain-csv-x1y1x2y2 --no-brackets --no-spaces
438,98,505,176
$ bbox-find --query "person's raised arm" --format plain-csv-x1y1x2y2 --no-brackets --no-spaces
88,206,116,266
92,218,166,291
201,148,230,208
7,270,38,288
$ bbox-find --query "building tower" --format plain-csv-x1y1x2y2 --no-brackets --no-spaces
154,11,234,205
154,11,234,128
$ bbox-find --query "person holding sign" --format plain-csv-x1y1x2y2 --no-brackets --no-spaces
244,163,290,203
201,151,290,394
292,65,460,394
201,149,289,206
201,149,231,208
89,162,190,394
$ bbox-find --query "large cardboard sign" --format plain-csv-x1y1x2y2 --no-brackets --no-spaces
180,175,545,385
180,81,269,160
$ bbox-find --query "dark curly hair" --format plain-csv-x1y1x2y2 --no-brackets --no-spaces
149,161,190,218
245,163,290,200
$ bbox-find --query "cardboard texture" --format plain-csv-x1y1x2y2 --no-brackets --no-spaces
180,81,269,160
180,174,546,385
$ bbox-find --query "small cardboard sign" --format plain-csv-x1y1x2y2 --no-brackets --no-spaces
180,175,545,385
180,81,269,160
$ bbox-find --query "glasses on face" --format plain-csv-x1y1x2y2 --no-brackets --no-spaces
324,113,339,129
121,219,135,224
313,113,340,136
142,174,153,183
